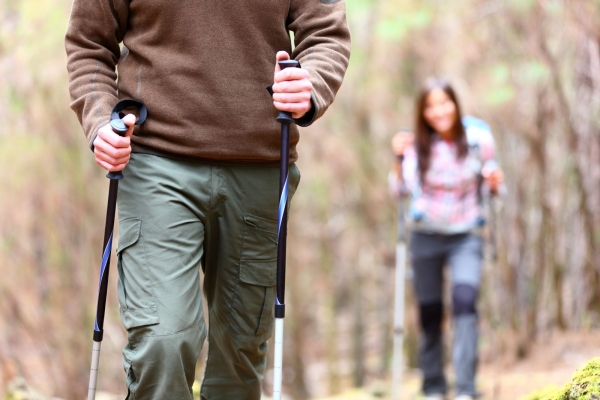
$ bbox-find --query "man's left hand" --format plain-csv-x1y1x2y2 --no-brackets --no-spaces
272,51,313,119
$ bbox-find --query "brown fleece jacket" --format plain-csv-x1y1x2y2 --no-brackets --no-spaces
65,0,351,164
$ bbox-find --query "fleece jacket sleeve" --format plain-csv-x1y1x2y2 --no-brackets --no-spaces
65,0,127,150
288,0,351,127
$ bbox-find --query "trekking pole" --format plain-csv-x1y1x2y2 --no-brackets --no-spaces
272,59,300,400
87,100,147,400
487,193,497,263
392,155,407,400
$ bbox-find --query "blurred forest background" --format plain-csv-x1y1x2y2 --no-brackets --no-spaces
1,0,600,399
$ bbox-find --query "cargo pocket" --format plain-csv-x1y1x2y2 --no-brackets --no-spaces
228,213,278,338
116,217,160,331
240,213,278,260
229,259,277,337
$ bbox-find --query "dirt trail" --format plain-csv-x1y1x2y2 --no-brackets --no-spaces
312,331,600,400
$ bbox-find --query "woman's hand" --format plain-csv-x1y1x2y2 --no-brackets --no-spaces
391,131,414,157
483,169,504,194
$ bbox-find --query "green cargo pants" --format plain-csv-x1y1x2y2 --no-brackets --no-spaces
116,153,300,400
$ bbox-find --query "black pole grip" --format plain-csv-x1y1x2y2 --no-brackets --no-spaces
105,100,148,180
275,60,300,124
105,120,128,180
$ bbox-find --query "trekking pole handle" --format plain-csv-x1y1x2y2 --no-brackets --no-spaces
275,60,300,124
395,154,405,184
105,120,129,181
105,99,148,180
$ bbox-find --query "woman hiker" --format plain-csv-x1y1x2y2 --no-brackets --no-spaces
389,78,504,400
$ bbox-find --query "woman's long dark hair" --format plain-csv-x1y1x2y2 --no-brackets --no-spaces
415,78,468,182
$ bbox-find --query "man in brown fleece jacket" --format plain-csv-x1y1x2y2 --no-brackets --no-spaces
66,0,350,399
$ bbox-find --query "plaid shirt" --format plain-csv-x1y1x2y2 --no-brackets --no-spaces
390,126,499,234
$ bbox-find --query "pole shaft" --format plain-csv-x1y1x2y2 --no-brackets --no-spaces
272,59,298,399
88,179,119,400
87,341,102,400
93,179,119,342
273,122,289,396
392,197,406,399
276,122,290,318
272,318,285,400
488,196,497,262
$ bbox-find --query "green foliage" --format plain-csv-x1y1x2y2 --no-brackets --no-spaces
376,9,432,41
521,61,550,84
484,85,516,106
509,0,536,13
345,0,371,14
482,63,516,106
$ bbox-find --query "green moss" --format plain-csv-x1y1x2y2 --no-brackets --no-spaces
521,385,563,400
523,358,600,400
563,358,600,399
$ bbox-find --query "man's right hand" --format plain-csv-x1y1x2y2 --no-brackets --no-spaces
93,114,136,172
391,131,414,157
